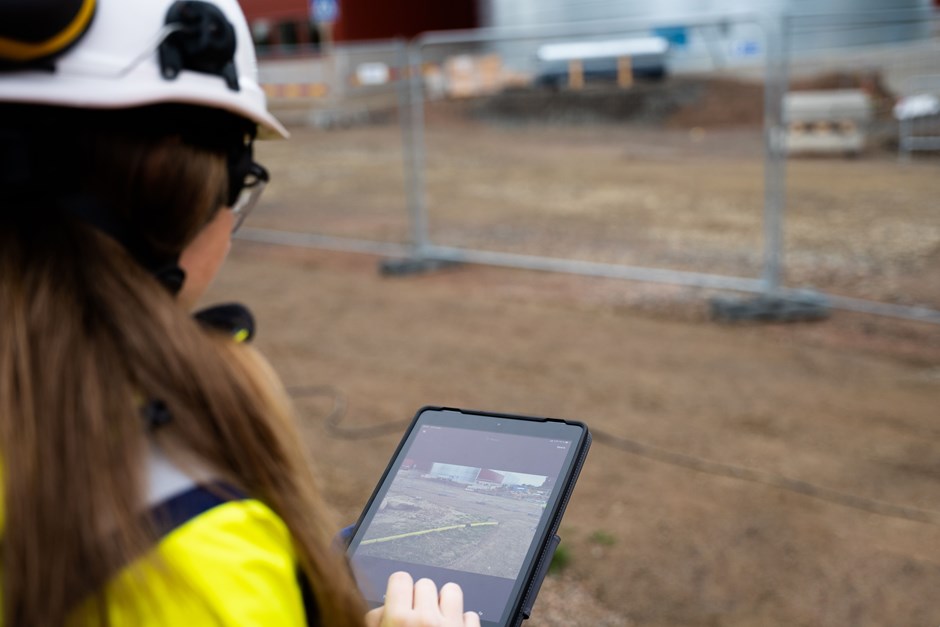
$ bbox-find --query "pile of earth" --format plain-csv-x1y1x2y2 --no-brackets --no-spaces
459,77,765,128
456,70,898,133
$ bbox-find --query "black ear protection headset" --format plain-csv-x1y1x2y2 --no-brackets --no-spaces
159,0,240,91
157,1,271,214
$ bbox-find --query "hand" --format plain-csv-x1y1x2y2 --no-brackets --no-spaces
365,572,481,627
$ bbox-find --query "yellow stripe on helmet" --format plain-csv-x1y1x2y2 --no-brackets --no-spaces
0,0,96,62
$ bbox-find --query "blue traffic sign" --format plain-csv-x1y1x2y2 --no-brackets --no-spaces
311,0,339,23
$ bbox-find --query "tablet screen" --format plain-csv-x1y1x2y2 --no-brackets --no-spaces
347,409,585,626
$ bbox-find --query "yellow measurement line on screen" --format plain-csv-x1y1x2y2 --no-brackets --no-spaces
360,521,498,545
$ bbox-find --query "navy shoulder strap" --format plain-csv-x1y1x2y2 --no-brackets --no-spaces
148,482,246,538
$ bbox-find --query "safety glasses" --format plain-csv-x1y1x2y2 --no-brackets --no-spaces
230,161,269,233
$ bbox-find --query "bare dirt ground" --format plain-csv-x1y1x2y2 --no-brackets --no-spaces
205,101,940,626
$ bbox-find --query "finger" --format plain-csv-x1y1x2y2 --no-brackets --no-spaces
364,606,383,627
438,582,464,621
412,577,439,611
384,571,415,616
463,610,482,627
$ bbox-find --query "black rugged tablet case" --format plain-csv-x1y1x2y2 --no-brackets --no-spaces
350,406,592,627
508,420,591,626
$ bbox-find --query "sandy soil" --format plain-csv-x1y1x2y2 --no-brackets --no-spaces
204,109,940,626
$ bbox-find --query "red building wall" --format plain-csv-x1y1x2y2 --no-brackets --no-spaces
332,0,476,42
237,0,476,44
239,0,307,23
477,469,505,484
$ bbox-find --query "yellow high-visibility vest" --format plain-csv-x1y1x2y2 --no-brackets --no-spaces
1,451,314,626
71,495,310,625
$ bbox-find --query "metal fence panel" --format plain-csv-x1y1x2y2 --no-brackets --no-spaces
245,40,414,256
242,11,940,323
780,11,940,318
400,15,779,296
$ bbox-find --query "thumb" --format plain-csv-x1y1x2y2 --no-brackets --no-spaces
365,606,384,627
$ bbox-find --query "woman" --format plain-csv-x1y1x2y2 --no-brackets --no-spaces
0,0,477,625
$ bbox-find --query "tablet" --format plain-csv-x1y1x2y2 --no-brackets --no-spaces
346,407,591,627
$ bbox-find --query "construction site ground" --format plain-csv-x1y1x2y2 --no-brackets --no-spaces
205,97,940,626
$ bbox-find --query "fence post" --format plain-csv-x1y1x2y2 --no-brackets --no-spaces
710,11,831,320
406,43,431,257
381,40,459,275
760,11,790,295
394,38,419,244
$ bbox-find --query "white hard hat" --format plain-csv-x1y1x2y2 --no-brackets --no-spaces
0,0,288,138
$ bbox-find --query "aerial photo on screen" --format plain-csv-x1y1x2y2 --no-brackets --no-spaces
356,462,552,579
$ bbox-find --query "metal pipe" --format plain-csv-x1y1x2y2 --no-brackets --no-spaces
392,39,421,252
421,244,767,292
405,44,431,257
236,230,940,324
760,12,790,294
820,293,940,324
413,12,762,49
236,228,413,258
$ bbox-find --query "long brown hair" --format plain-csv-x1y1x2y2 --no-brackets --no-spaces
0,105,366,626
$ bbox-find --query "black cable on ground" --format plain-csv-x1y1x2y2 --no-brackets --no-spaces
591,429,940,526
288,385,940,527
288,384,408,440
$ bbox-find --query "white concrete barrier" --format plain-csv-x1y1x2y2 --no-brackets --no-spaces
784,89,873,155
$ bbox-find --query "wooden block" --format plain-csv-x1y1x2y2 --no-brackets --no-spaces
568,60,583,90
617,56,633,88
283,83,302,99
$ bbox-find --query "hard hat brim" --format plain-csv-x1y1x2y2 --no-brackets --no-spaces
1,63,288,139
